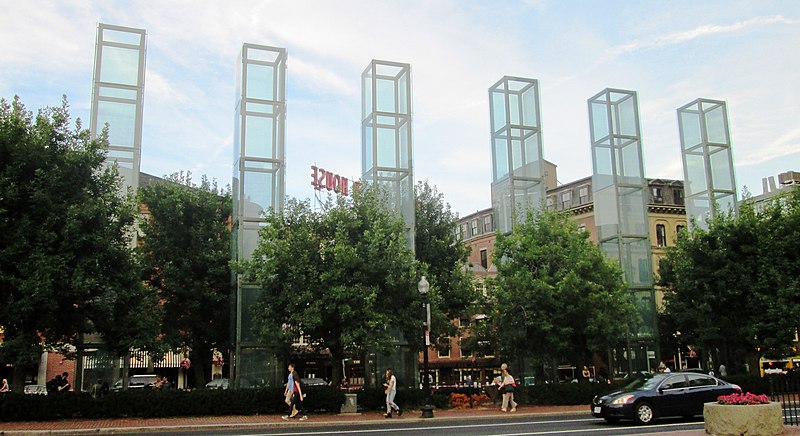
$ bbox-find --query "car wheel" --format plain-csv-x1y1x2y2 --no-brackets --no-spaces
634,402,655,424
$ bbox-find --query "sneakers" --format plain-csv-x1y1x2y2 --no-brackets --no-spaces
299,415,308,421
384,412,392,418
397,408,403,416
510,408,517,412
281,415,289,420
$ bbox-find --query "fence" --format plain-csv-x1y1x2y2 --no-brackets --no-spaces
769,376,800,426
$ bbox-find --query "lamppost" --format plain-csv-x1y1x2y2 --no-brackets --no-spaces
418,276,434,418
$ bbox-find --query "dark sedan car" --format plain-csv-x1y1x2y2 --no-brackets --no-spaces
591,371,740,424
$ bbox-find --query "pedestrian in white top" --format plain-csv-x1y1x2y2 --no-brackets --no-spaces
383,368,402,418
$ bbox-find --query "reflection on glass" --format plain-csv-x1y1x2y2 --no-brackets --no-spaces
710,148,733,190
100,46,140,86
97,100,136,147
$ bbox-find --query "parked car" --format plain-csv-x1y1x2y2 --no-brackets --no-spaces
112,374,159,391
205,378,229,389
591,371,740,424
24,384,48,395
301,377,329,387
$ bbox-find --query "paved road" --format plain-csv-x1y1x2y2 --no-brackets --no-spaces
134,413,705,435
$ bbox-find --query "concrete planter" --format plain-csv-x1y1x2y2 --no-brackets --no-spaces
704,402,784,436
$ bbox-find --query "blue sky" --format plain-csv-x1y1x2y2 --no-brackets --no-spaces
2,1,799,217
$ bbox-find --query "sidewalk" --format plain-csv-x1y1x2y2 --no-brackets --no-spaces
0,405,588,434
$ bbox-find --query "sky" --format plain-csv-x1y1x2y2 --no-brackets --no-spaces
2,1,799,217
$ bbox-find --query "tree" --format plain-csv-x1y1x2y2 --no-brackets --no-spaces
660,189,800,373
0,96,159,390
239,184,419,387
414,180,477,343
477,208,634,381
137,172,231,387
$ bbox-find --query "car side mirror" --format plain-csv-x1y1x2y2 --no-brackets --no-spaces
658,387,664,394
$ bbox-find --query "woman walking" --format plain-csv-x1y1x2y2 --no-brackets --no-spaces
282,363,308,421
383,368,402,418
498,363,517,412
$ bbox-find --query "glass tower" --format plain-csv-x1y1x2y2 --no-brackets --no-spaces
361,60,416,388
489,77,545,234
588,88,658,375
231,43,287,388
361,60,415,250
90,23,146,194
677,99,737,230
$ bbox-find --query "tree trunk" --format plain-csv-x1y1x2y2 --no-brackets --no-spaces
329,348,344,388
191,348,210,387
11,364,27,393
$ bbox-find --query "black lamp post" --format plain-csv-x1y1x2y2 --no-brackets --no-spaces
419,276,434,418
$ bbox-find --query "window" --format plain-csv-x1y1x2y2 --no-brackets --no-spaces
674,189,684,205
483,215,492,232
652,187,663,203
661,375,688,390
561,191,572,209
546,196,555,211
471,219,478,236
578,186,589,204
438,337,451,358
577,224,586,232
688,374,716,387
656,224,667,247
459,224,467,240
676,225,686,240
480,249,488,269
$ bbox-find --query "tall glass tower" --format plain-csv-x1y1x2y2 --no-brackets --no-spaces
588,88,658,375
360,60,416,388
489,77,545,234
90,23,147,194
231,43,287,388
677,99,737,230
361,60,415,250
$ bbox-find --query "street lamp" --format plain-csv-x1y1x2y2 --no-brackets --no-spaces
418,276,434,418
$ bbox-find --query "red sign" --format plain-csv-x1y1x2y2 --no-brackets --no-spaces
311,165,360,197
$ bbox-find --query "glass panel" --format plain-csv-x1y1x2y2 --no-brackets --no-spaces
709,148,733,190
600,240,620,261
521,87,538,128
243,171,274,219
106,149,134,160
704,105,728,144
590,101,609,141
239,225,261,260
99,86,137,100
594,187,619,240
493,138,509,181
376,78,396,113
362,123,373,173
715,192,736,215
680,110,702,149
246,63,274,101
491,91,507,133
247,47,280,63
491,178,513,234
244,115,274,159
509,93,520,125
685,153,707,195
619,187,647,235
618,140,642,180
376,115,396,126
514,179,543,216
621,238,652,287
617,95,637,136
100,46,140,86
592,146,614,189
236,347,278,388
511,139,523,171
399,123,410,169
633,290,656,336
102,29,142,45
376,127,397,167
398,72,409,115
246,102,274,114
97,100,136,147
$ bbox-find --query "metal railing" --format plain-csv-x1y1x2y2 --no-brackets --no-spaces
770,377,800,425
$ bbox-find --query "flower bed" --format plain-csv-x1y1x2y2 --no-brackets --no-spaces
704,392,783,436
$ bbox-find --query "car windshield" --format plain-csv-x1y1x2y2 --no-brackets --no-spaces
624,373,668,391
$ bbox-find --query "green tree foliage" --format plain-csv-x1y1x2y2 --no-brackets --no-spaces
477,208,634,376
137,172,231,386
239,184,419,386
0,96,159,389
414,180,477,342
660,189,800,370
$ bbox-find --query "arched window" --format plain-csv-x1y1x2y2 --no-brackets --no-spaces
656,224,667,247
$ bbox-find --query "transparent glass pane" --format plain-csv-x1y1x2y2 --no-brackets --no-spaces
244,115,274,159
509,93,520,125
685,153,707,196
592,146,614,189
617,96,637,136
97,100,136,147
491,91,507,133
621,238,652,286
619,187,647,235
246,63,274,100
704,105,728,144
236,347,275,388
102,29,142,45
590,101,609,141
511,139,523,171
524,133,540,165
688,196,711,229
106,149,134,160
376,78,396,113
709,148,733,190
246,102,274,114
243,171,274,218
633,290,656,335
594,187,619,240
99,86,137,100
491,178,513,234
715,192,736,215
514,179,543,215
494,138,509,181
618,140,642,180
363,74,373,116
600,240,620,261
239,224,261,260
399,123,410,169
679,111,702,149
398,72,409,115
362,123,373,173
100,46,140,86
247,47,280,63
521,87,538,128
376,127,397,167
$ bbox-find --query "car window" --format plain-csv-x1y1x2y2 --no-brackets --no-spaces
688,374,716,387
660,375,688,389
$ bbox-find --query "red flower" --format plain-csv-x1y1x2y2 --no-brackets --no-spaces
717,392,770,405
